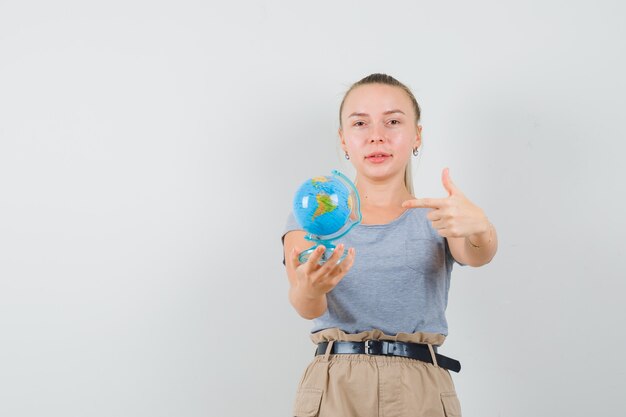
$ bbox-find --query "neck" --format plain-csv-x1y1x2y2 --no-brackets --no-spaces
355,173,412,208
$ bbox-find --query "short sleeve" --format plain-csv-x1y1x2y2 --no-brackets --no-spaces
444,237,466,267
281,211,303,266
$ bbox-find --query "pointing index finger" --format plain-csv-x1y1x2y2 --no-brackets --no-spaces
402,198,446,209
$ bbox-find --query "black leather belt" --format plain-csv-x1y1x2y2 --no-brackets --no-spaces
316,340,461,373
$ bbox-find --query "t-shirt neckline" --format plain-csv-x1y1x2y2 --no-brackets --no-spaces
357,209,412,228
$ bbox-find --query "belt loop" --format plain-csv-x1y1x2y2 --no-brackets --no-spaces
427,344,439,368
323,340,335,362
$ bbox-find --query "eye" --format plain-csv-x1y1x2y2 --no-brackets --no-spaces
388,119,400,125
353,121,365,127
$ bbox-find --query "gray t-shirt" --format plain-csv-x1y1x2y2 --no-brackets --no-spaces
281,208,464,336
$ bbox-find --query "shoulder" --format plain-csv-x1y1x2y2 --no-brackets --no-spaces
281,211,302,238
280,210,306,265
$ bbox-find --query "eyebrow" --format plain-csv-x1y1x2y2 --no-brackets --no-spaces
347,109,406,118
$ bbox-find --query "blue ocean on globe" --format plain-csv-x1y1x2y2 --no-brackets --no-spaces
293,175,352,237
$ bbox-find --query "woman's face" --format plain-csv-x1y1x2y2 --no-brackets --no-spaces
339,83,421,184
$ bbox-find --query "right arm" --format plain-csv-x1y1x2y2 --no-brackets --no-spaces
283,230,355,319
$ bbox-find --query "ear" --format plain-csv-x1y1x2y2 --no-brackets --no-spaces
415,124,423,149
338,127,347,153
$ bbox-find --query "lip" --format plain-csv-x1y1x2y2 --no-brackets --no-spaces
365,152,392,164
365,151,392,158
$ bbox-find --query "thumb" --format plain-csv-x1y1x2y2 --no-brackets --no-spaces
442,167,460,197
290,246,302,269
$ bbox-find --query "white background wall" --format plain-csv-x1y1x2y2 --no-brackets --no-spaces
1,1,625,416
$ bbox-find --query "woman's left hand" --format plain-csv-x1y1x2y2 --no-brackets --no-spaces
402,168,490,238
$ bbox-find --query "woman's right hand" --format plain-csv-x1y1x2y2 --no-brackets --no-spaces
288,244,356,300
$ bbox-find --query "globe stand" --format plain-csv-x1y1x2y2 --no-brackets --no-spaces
298,240,345,266
294,170,361,265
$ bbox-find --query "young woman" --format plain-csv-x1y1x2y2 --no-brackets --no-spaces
281,73,498,417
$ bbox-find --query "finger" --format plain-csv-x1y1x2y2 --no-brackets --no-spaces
324,244,350,277
426,209,443,222
289,246,301,269
339,247,356,273
330,247,356,285
304,245,326,272
436,228,463,238
442,167,464,197
402,197,447,209
316,244,346,276
431,219,446,230
327,243,346,266
346,247,356,267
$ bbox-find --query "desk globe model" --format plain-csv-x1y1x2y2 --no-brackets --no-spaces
293,170,362,264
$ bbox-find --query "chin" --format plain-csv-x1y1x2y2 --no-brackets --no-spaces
362,168,401,181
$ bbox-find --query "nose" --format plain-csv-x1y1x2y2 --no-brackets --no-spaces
369,125,386,143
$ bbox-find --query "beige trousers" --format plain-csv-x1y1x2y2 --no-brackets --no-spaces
293,328,462,417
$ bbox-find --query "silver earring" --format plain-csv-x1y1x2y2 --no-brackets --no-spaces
345,152,350,160
413,148,419,156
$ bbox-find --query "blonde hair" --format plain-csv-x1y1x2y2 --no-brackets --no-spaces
339,73,421,195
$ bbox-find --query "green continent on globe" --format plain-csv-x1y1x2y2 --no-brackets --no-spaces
311,176,329,185
312,193,337,220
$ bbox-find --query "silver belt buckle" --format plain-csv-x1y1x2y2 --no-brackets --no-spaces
364,340,373,355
